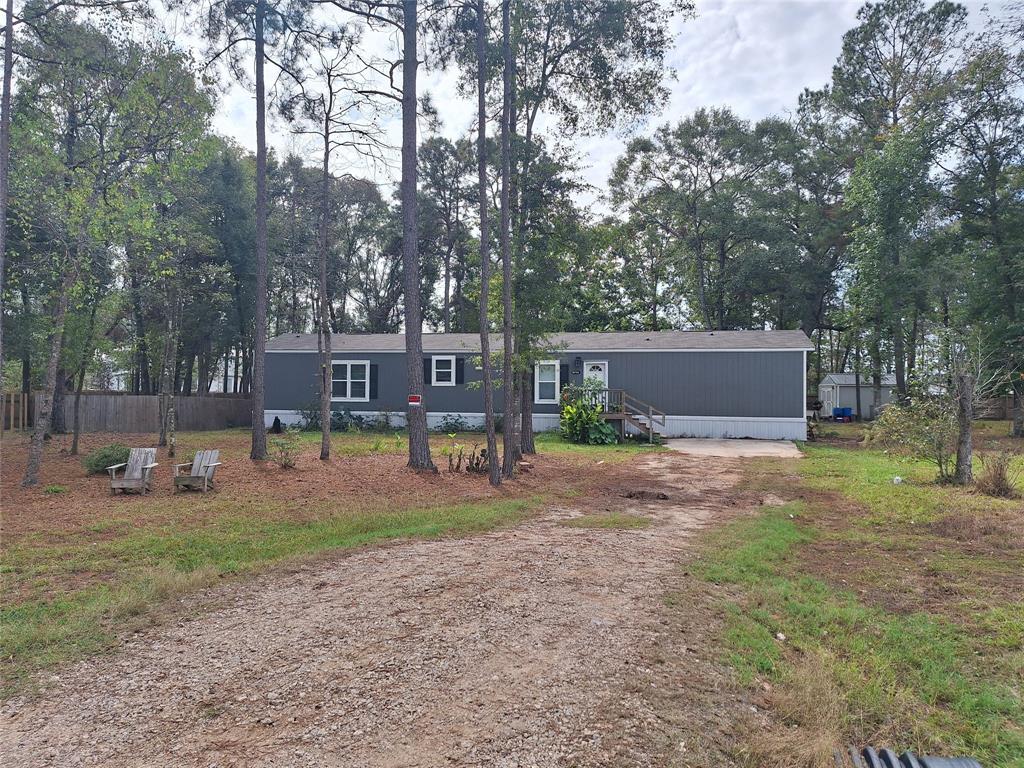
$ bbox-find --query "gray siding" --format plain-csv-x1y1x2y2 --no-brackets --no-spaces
268,348,805,419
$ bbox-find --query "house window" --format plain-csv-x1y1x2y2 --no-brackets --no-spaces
534,360,559,404
332,360,370,402
432,355,456,386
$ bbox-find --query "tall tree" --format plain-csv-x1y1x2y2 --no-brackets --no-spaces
820,0,967,399
476,0,499,485
399,0,433,469
947,36,1024,435
18,16,210,485
185,0,324,459
283,24,382,459
499,0,515,478
0,0,13,381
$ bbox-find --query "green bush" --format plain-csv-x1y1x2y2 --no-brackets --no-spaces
269,431,301,469
560,398,618,445
82,444,131,475
866,398,958,482
297,402,366,432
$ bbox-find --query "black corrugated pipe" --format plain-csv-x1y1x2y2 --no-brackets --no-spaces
835,746,983,768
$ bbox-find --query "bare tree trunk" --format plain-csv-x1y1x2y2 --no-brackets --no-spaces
317,126,332,461
401,0,433,471
0,0,13,379
52,361,68,433
854,339,863,422
1013,377,1023,439
70,367,86,454
499,0,516,479
476,0,499,486
954,373,975,485
158,310,175,448
70,299,99,455
250,0,269,460
520,370,535,454
22,271,74,487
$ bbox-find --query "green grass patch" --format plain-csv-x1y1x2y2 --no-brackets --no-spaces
694,455,1024,765
533,431,663,460
1,496,535,694
559,512,652,529
800,444,1024,525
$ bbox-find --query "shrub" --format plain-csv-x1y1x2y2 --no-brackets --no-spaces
82,444,131,475
44,485,67,494
435,413,469,433
976,452,1020,498
560,397,619,445
268,431,301,469
866,399,958,482
298,402,365,432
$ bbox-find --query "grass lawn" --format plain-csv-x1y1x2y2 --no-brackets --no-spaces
1,428,655,695
692,424,1024,767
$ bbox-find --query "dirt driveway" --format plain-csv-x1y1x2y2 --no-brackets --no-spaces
1,451,756,767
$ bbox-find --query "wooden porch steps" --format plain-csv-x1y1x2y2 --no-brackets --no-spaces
579,388,668,443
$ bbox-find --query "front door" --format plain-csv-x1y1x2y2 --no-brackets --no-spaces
584,360,609,408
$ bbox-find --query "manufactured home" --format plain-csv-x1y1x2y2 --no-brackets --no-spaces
817,372,895,419
265,329,813,441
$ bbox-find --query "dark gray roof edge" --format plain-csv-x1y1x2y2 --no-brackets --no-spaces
266,330,814,352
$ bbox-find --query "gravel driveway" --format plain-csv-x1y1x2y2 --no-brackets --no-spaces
1,451,743,767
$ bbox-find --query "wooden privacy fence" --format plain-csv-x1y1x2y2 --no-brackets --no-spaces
977,396,1014,420
2,392,251,433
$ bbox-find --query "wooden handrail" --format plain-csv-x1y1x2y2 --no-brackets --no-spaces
569,387,666,427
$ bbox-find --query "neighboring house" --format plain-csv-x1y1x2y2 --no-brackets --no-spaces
817,372,896,419
265,329,813,440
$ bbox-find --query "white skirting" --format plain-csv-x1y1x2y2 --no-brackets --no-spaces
639,415,806,441
264,410,805,440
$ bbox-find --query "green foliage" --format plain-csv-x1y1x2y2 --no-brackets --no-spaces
694,446,1024,765
298,402,365,433
866,399,959,482
82,444,131,475
268,431,301,469
434,414,470,433
43,485,67,495
559,391,619,445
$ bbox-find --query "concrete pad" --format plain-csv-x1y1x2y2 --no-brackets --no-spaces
664,438,803,459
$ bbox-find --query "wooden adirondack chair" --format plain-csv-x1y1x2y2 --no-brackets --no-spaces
173,449,221,493
107,448,158,495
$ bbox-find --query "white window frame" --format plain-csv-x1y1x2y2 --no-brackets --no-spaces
331,359,371,402
431,355,456,387
534,359,560,405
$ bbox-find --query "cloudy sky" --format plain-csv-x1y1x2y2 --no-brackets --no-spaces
182,0,996,211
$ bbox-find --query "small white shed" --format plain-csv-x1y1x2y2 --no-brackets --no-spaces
818,373,896,418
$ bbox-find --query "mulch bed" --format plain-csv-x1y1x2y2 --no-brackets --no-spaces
0,431,600,546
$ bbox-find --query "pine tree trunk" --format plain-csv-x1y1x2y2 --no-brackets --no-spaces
499,0,516,479
954,373,974,485
1013,377,1023,439
477,0,500,486
0,0,13,379
401,0,434,470
520,371,535,454
22,271,74,487
318,127,332,461
250,0,269,460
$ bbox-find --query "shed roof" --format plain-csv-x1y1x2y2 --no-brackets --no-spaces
821,373,896,387
266,329,814,353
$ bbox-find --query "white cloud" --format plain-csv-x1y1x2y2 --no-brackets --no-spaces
191,0,998,208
